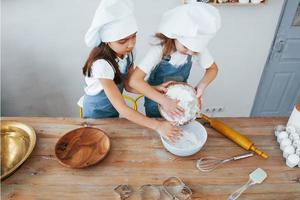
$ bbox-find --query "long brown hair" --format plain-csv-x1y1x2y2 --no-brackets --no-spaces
155,33,176,58
82,43,122,84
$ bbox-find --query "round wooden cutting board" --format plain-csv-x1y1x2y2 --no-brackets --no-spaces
55,127,110,168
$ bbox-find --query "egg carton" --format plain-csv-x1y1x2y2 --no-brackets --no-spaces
274,125,300,168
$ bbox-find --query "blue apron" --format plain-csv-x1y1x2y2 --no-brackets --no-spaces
144,55,193,117
83,55,132,118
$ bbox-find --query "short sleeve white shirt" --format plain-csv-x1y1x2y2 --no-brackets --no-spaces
137,45,214,80
84,52,134,96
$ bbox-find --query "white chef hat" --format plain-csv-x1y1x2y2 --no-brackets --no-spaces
85,0,138,47
158,2,221,53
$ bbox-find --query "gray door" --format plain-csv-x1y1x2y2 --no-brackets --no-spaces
251,0,300,117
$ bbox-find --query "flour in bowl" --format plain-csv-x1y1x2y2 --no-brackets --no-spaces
160,84,200,125
168,130,199,149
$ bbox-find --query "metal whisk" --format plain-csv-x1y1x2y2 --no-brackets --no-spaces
196,152,254,172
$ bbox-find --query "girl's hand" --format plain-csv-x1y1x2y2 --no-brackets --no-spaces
161,97,185,118
196,86,204,110
156,121,183,142
154,81,176,94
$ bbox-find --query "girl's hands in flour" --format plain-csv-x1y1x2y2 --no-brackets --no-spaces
155,81,185,117
154,81,176,94
156,121,183,142
161,97,185,118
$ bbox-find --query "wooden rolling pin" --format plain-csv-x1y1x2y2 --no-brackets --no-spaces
200,114,268,159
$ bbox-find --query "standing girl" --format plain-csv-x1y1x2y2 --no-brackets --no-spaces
80,0,181,141
128,2,221,118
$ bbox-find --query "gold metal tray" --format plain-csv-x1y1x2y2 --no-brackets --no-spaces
1,121,37,180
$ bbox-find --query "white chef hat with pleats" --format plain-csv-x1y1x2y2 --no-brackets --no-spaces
85,0,138,47
158,2,221,53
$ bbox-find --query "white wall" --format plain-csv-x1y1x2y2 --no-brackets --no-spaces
1,0,285,117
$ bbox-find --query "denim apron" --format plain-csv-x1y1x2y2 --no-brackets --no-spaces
83,55,132,118
144,55,193,117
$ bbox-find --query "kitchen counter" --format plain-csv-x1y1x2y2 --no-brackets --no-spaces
2,117,300,200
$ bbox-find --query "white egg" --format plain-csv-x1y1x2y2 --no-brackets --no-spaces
286,154,300,168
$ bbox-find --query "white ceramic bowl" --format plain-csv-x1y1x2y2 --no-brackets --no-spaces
160,121,207,157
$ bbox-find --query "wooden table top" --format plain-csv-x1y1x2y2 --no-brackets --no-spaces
1,117,300,200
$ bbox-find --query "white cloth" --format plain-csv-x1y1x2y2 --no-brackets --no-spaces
83,53,133,96
158,2,221,52
287,104,300,133
137,45,214,79
85,0,138,47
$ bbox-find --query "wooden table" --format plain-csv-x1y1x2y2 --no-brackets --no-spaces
2,117,300,200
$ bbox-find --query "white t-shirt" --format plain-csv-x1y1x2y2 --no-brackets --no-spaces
137,45,214,79
84,53,133,96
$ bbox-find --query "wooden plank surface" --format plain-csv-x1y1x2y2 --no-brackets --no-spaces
1,117,300,200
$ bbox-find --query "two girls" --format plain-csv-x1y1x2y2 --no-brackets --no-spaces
81,0,182,141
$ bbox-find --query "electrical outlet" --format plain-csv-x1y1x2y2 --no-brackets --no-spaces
203,106,224,113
